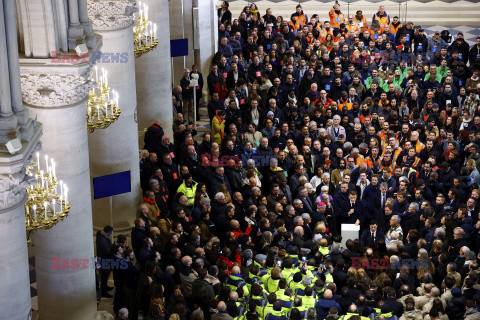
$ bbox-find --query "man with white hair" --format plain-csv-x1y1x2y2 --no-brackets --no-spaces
386,231,402,253
301,213,313,239
117,308,129,319
386,215,403,244
449,227,468,262
326,115,346,142
293,225,306,248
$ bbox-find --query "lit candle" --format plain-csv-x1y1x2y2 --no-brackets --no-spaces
33,205,37,222
44,202,48,217
40,170,44,188
60,180,63,199
36,152,40,171
51,159,55,177
65,188,68,209
104,70,108,87
105,102,108,116
88,106,92,119
45,155,49,177
154,23,157,39
96,105,100,119
52,199,56,216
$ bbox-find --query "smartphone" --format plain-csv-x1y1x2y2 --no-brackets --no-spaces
239,244,242,249
396,273,400,279
277,260,282,267
302,257,306,263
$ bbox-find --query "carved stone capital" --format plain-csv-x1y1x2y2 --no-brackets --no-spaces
20,71,94,108
0,139,41,211
0,171,31,211
87,0,136,31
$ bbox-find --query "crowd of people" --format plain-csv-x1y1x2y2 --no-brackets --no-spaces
100,1,480,320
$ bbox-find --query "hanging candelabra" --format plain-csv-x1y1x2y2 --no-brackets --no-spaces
86,65,121,133
133,1,158,58
25,152,70,244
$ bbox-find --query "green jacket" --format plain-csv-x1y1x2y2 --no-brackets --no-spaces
366,76,384,89
396,66,410,78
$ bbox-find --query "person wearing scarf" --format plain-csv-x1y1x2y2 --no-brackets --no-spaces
143,190,160,223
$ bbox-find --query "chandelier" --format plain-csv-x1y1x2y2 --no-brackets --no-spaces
86,65,121,133
133,2,158,58
25,152,70,244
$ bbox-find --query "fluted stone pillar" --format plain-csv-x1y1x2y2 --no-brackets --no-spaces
135,0,173,139
0,175,33,320
0,144,41,320
87,0,141,230
1,0,42,319
194,0,218,99
20,56,99,320
169,0,194,85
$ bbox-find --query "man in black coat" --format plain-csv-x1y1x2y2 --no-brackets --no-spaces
381,287,404,317
143,120,164,153
217,1,232,25
342,190,364,225
96,225,113,297
448,227,468,262
140,153,158,191
131,218,148,258
360,220,385,248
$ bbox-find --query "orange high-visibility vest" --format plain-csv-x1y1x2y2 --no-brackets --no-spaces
390,23,402,36
329,9,345,28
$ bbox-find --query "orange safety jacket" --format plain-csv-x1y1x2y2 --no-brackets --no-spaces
290,12,307,31
390,23,402,36
373,12,390,27
329,9,345,28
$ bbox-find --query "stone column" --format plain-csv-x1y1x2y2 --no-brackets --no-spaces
0,0,12,116
169,0,194,85
78,0,95,48
68,0,85,49
4,0,33,141
0,1,42,319
20,54,99,320
0,142,41,320
194,0,218,99
87,0,141,231
135,0,173,139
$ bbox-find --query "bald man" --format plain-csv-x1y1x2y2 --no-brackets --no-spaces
212,301,233,320
315,289,341,319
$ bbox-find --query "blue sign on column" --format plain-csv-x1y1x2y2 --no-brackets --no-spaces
170,39,189,57
93,171,131,199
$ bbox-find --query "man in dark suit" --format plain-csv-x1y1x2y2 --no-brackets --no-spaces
343,190,364,226
298,186,315,215
360,219,385,248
